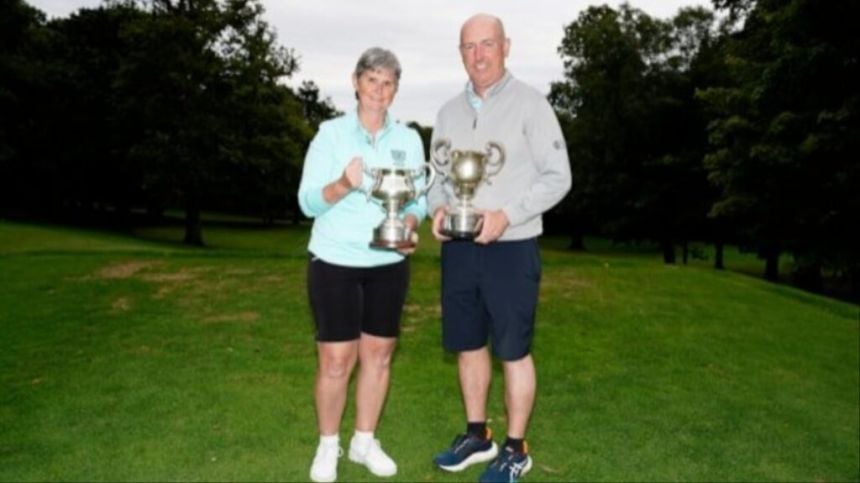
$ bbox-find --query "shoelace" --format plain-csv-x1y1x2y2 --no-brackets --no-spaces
509,459,527,476
491,453,526,475
317,445,343,460
366,439,385,457
452,434,477,454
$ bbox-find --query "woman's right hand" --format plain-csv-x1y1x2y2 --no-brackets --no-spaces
340,157,364,190
324,156,364,204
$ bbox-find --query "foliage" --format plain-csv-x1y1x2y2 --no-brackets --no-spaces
112,0,304,244
699,0,860,285
294,80,340,132
549,0,859,293
0,0,342,245
0,0,49,211
551,5,721,262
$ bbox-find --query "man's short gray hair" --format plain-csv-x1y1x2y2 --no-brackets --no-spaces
354,47,402,82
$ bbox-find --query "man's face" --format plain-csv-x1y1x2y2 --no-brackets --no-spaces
459,18,509,96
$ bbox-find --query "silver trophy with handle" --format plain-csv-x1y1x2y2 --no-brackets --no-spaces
361,163,437,249
431,139,505,239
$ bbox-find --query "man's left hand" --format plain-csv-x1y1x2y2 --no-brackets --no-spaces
474,209,509,244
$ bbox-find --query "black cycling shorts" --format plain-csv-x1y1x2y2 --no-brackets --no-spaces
307,253,409,342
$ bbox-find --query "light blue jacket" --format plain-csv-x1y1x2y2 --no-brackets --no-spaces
298,110,428,267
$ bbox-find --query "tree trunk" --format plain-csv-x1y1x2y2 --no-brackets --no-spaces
291,195,303,225
661,240,676,264
184,193,204,246
567,233,586,251
146,201,164,222
763,249,779,281
714,241,725,270
566,214,586,251
792,260,823,292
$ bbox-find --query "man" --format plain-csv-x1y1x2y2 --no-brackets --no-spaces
427,13,572,483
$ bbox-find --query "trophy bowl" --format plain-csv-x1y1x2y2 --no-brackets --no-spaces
431,139,505,239
363,163,437,249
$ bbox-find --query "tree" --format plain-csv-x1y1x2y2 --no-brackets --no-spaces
295,80,339,131
286,80,340,224
0,0,48,215
115,0,305,244
3,0,323,242
215,2,310,225
551,4,719,262
701,0,860,287
42,6,149,221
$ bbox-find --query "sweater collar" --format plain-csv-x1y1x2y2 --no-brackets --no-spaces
465,70,513,109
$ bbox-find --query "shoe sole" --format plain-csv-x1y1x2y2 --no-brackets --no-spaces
436,442,499,473
477,456,533,482
520,456,534,477
309,471,336,483
348,450,397,477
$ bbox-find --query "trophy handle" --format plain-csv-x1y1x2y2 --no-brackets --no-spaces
360,167,381,201
431,138,451,167
413,162,438,197
361,165,376,179
484,142,505,177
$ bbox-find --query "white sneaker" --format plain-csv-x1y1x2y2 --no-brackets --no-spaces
348,437,397,477
309,443,342,483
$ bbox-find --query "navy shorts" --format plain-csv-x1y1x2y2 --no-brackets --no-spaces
440,238,541,361
307,254,409,342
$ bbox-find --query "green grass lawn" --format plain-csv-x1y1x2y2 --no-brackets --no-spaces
1,219,858,482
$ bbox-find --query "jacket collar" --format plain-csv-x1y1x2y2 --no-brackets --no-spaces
466,70,512,101
350,108,393,142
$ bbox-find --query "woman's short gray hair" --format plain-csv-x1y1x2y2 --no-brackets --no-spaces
354,47,402,82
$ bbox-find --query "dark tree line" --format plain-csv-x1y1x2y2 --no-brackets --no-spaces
549,0,859,299
3,0,857,298
0,0,339,245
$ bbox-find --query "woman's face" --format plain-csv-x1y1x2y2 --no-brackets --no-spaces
353,67,398,113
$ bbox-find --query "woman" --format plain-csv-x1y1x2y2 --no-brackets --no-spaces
297,47,427,482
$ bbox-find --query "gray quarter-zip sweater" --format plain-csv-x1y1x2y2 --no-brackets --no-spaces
428,71,572,241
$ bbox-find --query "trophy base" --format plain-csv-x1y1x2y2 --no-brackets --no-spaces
369,238,416,250
370,222,414,250
440,229,478,240
443,211,481,240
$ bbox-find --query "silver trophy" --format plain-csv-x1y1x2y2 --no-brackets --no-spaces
362,163,437,249
431,139,505,239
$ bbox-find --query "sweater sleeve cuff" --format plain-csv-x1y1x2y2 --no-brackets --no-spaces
502,203,529,227
301,187,331,217
403,204,427,223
